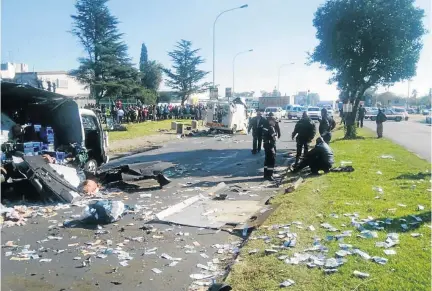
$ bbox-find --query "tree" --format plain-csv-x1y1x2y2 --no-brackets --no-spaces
310,0,426,138
162,40,210,105
139,43,148,68
140,60,163,91
138,43,162,91
70,0,137,103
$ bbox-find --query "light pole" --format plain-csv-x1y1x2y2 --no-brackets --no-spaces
232,49,253,98
277,62,295,93
213,4,248,87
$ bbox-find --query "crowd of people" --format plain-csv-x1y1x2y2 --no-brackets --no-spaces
83,100,206,124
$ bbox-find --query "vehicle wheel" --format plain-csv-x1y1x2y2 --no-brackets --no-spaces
395,117,402,122
84,159,98,174
405,117,409,121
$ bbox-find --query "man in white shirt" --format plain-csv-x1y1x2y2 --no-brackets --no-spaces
117,107,124,124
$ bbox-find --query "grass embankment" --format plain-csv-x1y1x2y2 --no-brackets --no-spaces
228,128,431,291
108,119,194,142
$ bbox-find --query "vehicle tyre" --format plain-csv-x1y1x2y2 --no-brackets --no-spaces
395,117,402,122
405,117,409,121
84,159,98,174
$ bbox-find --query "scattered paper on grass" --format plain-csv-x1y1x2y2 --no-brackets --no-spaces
384,249,397,255
353,270,370,278
280,279,295,287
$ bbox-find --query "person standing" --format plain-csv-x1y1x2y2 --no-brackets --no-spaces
357,104,366,128
376,108,387,138
117,107,124,124
262,116,278,181
248,110,265,154
266,112,281,139
319,108,336,143
292,111,316,166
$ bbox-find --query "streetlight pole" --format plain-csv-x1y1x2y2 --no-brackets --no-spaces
213,4,248,87
232,49,253,98
277,62,295,93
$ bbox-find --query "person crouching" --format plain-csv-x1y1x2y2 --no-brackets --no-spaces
291,137,334,175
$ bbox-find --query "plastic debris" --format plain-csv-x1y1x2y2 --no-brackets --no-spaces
384,249,397,255
380,155,394,159
372,186,383,193
353,270,370,278
417,205,425,211
352,249,371,260
152,268,162,274
280,279,295,287
308,225,316,231
376,171,382,175
411,233,421,237
39,258,52,263
372,256,388,265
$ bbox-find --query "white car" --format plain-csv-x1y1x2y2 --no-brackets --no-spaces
392,107,409,121
288,105,304,119
306,106,321,120
264,107,283,120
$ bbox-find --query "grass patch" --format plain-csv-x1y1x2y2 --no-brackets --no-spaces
108,119,193,141
227,128,431,291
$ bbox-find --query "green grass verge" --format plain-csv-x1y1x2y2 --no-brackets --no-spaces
227,128,431,291
108,119,193,142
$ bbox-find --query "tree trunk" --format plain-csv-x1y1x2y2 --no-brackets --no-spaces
344,88,366,139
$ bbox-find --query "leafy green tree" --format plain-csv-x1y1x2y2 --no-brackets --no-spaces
70,0,137,103
162,40,210,105
140,60,163,91
310,0,426,138
139,43,148,68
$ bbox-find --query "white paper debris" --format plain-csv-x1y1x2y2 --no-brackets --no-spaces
280,279,295,287
152,268,162,274
384,249,397,255
353,270,370,278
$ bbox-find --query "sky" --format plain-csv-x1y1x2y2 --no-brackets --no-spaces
1,0,431,100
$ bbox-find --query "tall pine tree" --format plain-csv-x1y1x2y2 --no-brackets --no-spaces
70,0,137,102
139,43,162,92
163,40,210,105
139,43,148,69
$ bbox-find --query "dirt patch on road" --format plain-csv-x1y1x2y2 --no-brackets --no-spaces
109,133,179,155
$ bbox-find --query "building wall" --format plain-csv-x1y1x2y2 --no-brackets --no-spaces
14,71,90,98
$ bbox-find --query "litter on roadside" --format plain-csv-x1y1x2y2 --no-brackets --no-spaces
353,271,370,278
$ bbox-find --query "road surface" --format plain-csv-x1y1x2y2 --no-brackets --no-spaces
1,121,297,291
363,119,431,162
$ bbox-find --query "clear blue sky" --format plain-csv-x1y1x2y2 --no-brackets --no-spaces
1,0,431,99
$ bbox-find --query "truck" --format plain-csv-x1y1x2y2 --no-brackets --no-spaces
258,96,291,111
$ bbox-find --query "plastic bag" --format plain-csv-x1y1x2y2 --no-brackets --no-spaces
72,200,126,225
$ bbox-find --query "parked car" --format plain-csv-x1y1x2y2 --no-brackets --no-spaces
263,107,283,120
288,105,304,119
370,109,403,122
422,109,430,116
407,108,416,114
306,106,321,120
392,107,409,121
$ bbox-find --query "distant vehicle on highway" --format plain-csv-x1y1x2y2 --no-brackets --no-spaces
295,106,307,119
306,106,321,120
370,109,403,122
263,107,283,120
392,107,409,121
422,109,430,115
288,105,304,119
365,107,379,119
407,108,416,114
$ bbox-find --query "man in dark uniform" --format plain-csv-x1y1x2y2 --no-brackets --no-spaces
292,137,334,174
319,108,336,143
267,112,281,139
357,104,366,128
292,111,316,166
248,110,265,154
262,116,278,181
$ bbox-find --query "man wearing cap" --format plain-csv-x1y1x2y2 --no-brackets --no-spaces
292,111,316,166
292,137,334,174
266,112,281,139
262,115,278,181
248,110,265,154
319,108,336,143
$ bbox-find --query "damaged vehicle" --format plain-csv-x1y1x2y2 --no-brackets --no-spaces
205,97,248,134
1,82,171,203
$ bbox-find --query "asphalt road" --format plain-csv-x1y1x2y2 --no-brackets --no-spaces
363,119,432,162
1,121,297,291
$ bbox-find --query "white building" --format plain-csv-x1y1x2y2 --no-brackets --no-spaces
14,71,90,98
0,62,29,79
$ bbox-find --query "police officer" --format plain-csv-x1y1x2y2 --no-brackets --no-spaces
248,110,266,154
262,115,278,181
319,108,336,143
292,137,334,175
267,112,281,139
292,111,316,166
